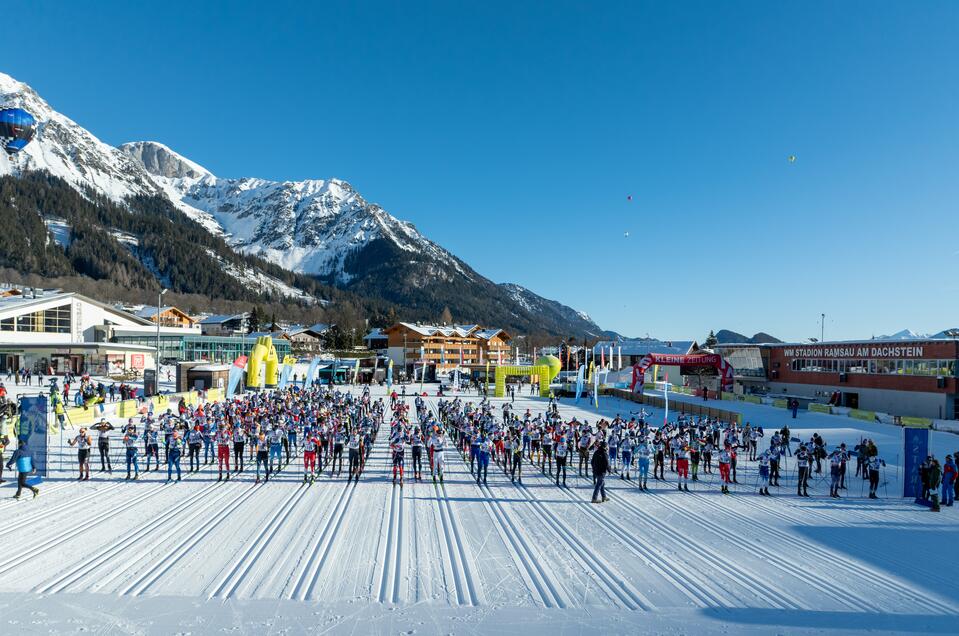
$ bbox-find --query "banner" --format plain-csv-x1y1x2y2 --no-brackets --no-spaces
574,365,585,404
592,361,599,408
903,427,929,499
17,395,48,477
386,359,394,389
226,355,248,398
305,357,323,387
630,352,735,393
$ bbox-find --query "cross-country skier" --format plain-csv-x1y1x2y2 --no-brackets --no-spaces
718,444,732,494
123,424,140,480
92,419,114,474
68,428,92,481
429,428,446,483
216,425,231,480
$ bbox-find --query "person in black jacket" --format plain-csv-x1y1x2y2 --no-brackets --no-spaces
591,441,610,503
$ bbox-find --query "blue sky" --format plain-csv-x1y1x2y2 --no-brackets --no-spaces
5,1,958,341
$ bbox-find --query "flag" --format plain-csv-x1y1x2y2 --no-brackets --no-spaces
664,372,670,426
574,364,585,403
601,346,605,369
485,360,490,394
617,346,622,370
386,359,394,389
593,360,600,408
352,358,360,384
441,345,446,365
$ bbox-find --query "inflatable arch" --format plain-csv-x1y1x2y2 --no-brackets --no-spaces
246,336,280,388
629,353,734,394
494,364,552,398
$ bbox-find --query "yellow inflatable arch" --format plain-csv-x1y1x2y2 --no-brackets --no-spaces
246,336,280,388
494,364,552,398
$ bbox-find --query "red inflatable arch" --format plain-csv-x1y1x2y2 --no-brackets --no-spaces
630,353,735,393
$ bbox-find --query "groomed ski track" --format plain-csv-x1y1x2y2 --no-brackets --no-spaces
0,385,957,635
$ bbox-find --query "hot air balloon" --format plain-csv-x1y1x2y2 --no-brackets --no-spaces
0,108,37,155
788,154,796,163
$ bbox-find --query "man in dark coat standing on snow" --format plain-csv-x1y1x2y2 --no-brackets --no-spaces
591,441,610,503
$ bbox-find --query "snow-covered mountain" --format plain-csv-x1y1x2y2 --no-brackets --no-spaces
876,328,959,340
0,73,162,201
120,141,470,285
0,72,607,337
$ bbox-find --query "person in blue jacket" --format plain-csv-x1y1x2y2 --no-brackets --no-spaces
5,437,39,499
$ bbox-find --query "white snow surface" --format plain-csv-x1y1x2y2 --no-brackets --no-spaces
0,384,955,634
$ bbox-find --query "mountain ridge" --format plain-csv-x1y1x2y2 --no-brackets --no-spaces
0,72,607,339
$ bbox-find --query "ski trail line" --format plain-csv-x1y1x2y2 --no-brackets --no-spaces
33,481,233,594
286,481,356,601
445,441,560,609
0,479,178,578
0,481,126,539
520,465,710,608
377,479,400,603
206,484,308,599
513,480,650,610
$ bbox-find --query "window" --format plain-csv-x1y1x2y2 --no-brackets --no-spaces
16,312,36,332
0,317,12,331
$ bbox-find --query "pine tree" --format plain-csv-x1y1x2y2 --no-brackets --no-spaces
704,330,718,348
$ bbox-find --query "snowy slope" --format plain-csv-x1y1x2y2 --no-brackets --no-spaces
0,73,161,201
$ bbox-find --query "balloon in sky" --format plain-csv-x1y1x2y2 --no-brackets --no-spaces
0,108,37,155
624,231,629,238
788,154,796,163
626,195,632,201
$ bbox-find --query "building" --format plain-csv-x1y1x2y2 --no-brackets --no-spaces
383,323,512,375
592,339,699,383
363,328,388,354
0,290,157,375
716,339,959,420
112,332,290,365
199,313,249,336
136,306,198,329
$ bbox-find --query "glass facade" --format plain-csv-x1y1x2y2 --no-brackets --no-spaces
1,303,71,333
112,334,290,363
790,358,957,376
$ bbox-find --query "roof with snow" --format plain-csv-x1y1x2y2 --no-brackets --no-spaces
199,313,247,325
593,339,697,356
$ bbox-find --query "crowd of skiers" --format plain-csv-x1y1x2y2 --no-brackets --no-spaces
12,384,955,511
64,385,385,485
434,396,893,502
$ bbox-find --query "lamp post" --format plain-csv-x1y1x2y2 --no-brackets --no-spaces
156,288,167,394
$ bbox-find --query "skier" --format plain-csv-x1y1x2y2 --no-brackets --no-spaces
941,455,956,507
166,430,183,482
144,420,160,472
216,424,231,480
929,458,942,511
867,453,885,499
429,428,446,483
410,429,424,481
829,448,844,498
123,424,140,480
757,450,770,496
347,429,363,482
591,441,610,503
391,433,406,487
676,443,690,491
232,423,246,473
511,432,523,483
476,432,492,485
268,425,284,475
185,425,202,472
5,438,39,499
636,439,651,491
796,444,811,497
620,434,633,481
303,432,319,483
555,435,568,486
653,435,665,480
68,427,92,481
254,432,270,483
718,444,732,494
92,419,114,474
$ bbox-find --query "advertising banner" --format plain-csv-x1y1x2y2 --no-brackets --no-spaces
903,427,929,499
17,395,48,477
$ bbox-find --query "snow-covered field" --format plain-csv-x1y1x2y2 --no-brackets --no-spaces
0,384,956,635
